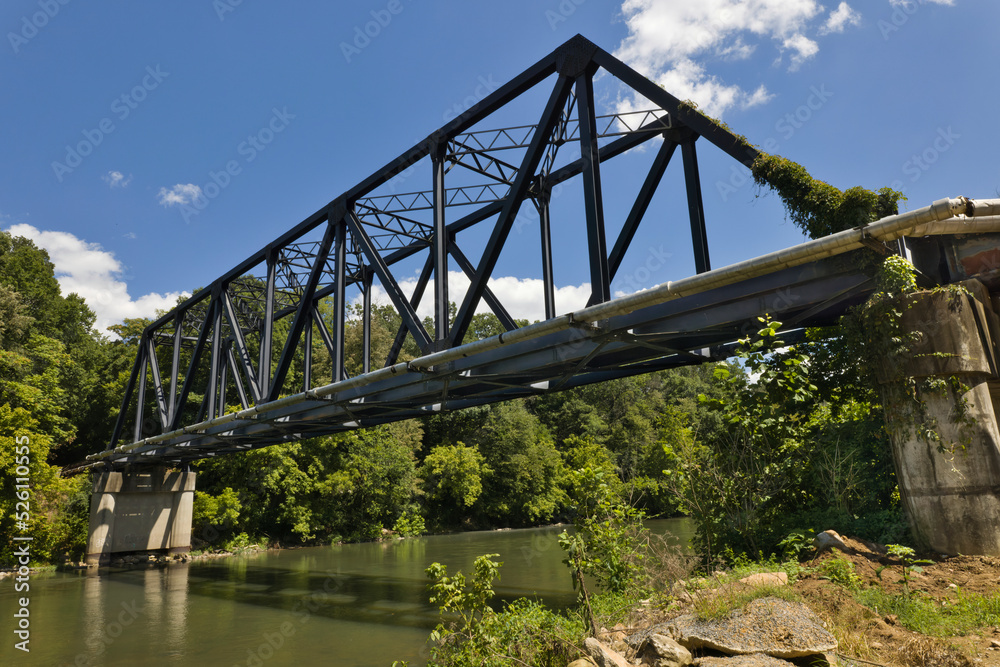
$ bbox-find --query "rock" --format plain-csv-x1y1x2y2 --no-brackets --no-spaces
991,639,1000,649
737,572,788,587
568,659,597,667
584,637,632,667
668,597,837,659
696,653,796,666
638,633,692,667
812,530,849,553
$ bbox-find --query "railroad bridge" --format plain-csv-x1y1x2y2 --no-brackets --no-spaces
73,35,1000,564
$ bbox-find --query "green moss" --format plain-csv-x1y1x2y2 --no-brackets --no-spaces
750,154,906,239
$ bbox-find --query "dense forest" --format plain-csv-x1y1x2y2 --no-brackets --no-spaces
0,223,909,568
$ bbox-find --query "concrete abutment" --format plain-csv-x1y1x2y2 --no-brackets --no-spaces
86,467,196,566
881,279,1000,555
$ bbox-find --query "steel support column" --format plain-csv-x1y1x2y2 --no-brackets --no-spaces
537,190,556,320
576,67,611,305
432,142,449,344
681,137,711,274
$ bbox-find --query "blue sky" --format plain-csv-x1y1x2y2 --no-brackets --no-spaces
1,0,996,335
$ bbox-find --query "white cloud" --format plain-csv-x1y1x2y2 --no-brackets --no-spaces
362,270,594,324
123,232,137,240
5,224,189,337
103,170,132,188
157,183,203,207
613,0,861,117
820,2,862,35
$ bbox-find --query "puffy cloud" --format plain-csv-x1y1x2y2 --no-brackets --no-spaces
157,183,203,206
5,224,188,337
820,2,862,35
613,0,860,117
103,170,132,188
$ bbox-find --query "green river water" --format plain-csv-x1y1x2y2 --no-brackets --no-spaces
2,519,692,667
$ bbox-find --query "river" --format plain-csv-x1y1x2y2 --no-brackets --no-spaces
2,519,692,666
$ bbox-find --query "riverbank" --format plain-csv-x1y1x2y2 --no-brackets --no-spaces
558,534,1000,666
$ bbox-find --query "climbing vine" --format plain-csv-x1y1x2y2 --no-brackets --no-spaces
844,256,977,457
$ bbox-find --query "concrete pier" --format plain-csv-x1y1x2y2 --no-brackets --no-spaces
881,279,1000,555
86,467,196,566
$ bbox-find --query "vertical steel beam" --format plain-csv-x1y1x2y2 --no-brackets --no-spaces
303,311,313,391
681,137,711,274
260,250,277,399
207,296,223,419
362,271,372,375
332,218,348,383
536,190,556,320
576,68,610,305
169,314,183,424
133,340,148,443
432,142,449,344
450,74,574,345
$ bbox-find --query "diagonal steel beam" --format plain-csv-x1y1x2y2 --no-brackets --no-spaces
681,138,711,274
448,241,517,333
222,290,262,404
386,253,435,367
169,298,217,431
268,220,336,402
145,337,169,430
347,208,434,353
450,74,575,345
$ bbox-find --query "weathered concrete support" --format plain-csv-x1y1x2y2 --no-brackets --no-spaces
86,467,196,566
880,279,1000,555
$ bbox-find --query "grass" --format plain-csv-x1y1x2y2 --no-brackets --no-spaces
855,587,1000,637
692,583,803,621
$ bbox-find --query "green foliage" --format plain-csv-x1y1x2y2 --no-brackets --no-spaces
559,467,646,596
392,508,426,537
818,550,862,590
420,443,489,526
886,544,934,594
751,153,905,239
777,528,816,561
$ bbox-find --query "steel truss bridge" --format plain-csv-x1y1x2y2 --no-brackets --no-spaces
76,35,1000,473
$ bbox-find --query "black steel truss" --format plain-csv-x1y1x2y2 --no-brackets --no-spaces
94,34,770,469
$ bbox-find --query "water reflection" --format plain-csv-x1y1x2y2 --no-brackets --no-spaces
2,519,692,667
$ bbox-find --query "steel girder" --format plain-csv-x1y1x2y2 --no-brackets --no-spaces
97,34,764,469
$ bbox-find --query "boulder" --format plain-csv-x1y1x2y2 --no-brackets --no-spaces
584,637,632,667
696,653,796,666
568,659,598,667
737,572,787,587
638,633,692,667
812,530,849,554
668,597,837,659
